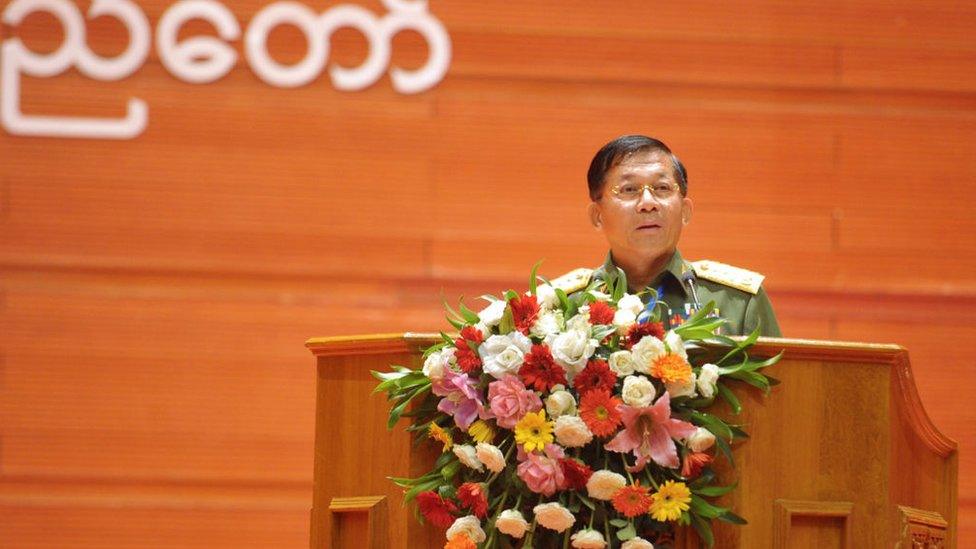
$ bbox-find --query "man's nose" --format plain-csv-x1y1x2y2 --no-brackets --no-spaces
636,188,658,210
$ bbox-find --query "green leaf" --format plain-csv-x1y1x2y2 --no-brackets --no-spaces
718,510,748,525
689,513,715,547
458,301,481,324
403,477,444,504
715,381,741,415
608,519,629,528
498,305,515,335
694,481,737,497
615,522,636,541
528,259,544,295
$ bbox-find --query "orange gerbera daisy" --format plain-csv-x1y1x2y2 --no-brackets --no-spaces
444,533,476,549
612,482,652,517
579,389,623,437
428,423,453,452
651,353,693,384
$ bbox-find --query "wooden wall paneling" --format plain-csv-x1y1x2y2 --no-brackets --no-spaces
841,45,976,93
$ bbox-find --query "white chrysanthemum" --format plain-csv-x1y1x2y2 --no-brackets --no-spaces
586,469,627,500
453,444,483,471
621,375,656,407
571,528,607,549
478,332,532,379
475,442,505,473
697,363,720,398
533,502,576,532
553,415,593,448
531,309,564,339
446,515,486,543
630,335,665,374
495,509,529,539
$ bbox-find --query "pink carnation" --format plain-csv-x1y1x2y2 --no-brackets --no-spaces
516,444,566,496
488,375,543,429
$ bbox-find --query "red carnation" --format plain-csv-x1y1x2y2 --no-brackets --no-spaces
519,344,567,392
509,294,540,334
625,321,665,348
559,458,593,490
454,338,482,373
460,325,484,344
573,359,617,395
457,482,489,518
681,451,712,480
588,301,616,325
416,491,457,529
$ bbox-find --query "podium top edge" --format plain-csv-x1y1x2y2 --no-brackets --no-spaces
306,333,907,361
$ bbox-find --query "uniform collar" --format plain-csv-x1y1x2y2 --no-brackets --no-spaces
597,249,690,296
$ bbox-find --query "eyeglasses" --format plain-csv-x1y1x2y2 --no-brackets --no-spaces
609,181,680,202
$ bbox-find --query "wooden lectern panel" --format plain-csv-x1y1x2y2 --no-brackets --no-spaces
306,335,957,548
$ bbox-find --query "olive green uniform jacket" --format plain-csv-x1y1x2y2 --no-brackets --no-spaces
590,250,782,337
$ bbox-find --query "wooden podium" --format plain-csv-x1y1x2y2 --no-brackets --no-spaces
305,334,957,548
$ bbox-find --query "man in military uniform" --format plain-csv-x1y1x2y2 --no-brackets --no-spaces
560,135,781,337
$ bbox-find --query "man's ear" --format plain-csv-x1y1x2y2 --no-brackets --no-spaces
681,196,693,225
588,201,602,228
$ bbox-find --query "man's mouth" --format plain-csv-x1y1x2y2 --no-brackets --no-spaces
637,223,662,230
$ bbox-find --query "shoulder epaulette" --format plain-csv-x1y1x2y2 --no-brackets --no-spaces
549,268,593,294
691,260,764,295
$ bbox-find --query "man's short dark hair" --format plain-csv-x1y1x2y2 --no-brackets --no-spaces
586,135,688,200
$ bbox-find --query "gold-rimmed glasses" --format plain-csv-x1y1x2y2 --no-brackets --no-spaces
609,181,680,202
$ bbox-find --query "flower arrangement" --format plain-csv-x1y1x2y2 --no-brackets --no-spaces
374,266,780,548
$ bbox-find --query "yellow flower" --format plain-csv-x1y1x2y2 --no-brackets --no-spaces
649,480,692,522
428,423,453,452
514,409,553,453
468,419,495,444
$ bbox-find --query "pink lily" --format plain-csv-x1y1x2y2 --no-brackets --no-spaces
604,391,697,471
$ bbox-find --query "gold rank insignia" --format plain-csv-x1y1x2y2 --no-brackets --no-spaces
549,268,593,294
691,260,765,295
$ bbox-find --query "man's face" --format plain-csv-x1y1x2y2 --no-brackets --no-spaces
588,149,693,264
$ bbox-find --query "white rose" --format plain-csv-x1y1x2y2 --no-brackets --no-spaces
423,347,455,380
608,350,637,376
697,363,720,399
666,373,697,398
630,335,665,374
571,529,607,549
621,375,656,407
535,284,559,309
478,299,507,327
548,330,598,377
478,333,533,379
545,387,577,419
613,308,638,335
446,515,486,543
531,309,564,339
496,509,529,539
585,469,626,500
553,415,593,448
453,444,483,471
664,331,687,360
687,427,716,453
475,442,505,473
622,537,655,549
617,294,644,315
533,502,576,532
